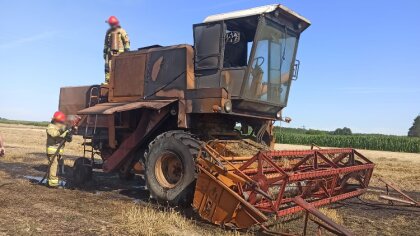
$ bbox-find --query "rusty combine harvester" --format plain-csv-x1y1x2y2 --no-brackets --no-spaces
59,4,374,233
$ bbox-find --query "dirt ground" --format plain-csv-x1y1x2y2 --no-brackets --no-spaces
0,123,419,236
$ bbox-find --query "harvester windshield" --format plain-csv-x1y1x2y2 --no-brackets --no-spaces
243,18,298,105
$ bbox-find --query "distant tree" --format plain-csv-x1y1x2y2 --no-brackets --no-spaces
342,127,352,135
408,115,420,137
305,129,325,135
333,127,352,135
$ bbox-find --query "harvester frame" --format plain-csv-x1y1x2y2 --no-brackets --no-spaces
58,4,374,234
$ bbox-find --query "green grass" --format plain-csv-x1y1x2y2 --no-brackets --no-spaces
0,118,49,127
275,130,420,153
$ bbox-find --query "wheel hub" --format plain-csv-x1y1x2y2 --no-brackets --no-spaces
155,151,184,189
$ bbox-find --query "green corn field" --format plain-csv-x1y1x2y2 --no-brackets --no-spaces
275,131,420,153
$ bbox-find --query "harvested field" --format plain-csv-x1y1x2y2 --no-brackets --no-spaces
0,123,419,235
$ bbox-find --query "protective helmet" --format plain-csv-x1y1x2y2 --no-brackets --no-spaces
52,111,66,123
106,16,119,26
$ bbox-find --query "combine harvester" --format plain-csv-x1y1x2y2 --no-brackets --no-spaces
59,4,374,234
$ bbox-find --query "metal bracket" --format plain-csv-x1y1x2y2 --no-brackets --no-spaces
378,178,419,207
294,196,353,236
292,59,300,81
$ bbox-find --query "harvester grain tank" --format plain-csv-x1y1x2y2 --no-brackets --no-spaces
59,4,374,231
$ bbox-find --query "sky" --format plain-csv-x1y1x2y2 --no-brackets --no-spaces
0,0,419,135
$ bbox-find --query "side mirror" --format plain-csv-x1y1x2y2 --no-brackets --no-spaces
292,59,300,81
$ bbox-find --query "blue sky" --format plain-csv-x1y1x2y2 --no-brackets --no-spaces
0,0,419,135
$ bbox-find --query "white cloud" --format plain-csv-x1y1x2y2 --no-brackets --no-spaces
0,31,58,49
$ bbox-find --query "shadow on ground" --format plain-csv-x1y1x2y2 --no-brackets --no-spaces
0,156,151,202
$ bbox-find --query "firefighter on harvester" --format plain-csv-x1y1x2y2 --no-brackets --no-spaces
103,16,130,84
46,111,72,188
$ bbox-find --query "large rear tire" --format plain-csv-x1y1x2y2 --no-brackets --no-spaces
145,131,200,206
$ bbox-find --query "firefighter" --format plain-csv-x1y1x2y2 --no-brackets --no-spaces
46,111,70,188
0,134,4,157
103,15,130,84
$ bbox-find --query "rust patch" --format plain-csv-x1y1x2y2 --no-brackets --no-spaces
178,99,188,128
185,45,195,89
78,100,176,115
151,56,164,81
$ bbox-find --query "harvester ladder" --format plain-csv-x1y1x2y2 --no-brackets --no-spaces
83,87,100,165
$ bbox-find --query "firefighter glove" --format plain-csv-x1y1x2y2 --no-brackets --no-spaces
60,130,69,138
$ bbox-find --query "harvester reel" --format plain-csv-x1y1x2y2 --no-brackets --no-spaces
193,143,374,230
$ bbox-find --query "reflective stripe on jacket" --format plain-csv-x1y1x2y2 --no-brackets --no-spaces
47,147,64,155
46,123,66,155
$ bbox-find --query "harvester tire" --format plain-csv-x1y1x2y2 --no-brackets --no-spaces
145,131,200,206
72,157,92,186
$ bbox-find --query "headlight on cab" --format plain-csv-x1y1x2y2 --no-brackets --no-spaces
224,100,232,113
276,111,282,120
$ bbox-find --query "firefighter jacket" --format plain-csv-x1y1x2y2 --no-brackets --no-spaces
46,123,67,155
103,27,130,57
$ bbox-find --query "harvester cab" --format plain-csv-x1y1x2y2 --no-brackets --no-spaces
193,4,310,119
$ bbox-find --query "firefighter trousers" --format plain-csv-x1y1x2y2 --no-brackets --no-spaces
47,154,63,187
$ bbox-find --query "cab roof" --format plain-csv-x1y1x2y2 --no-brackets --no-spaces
203,4,310,31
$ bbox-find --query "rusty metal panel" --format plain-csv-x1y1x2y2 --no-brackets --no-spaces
186,98,227,113
103,108,170,172
185,88,228,100
77,100,176,115
144,45,192,99
110,53,146,98
108,44,194,102
185,46,195,89
59,85,99,115
196,71,221,89
177,99,188,128
194,165,268,229
185,88,228,114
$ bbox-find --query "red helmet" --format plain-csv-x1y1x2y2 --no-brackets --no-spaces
53,111,66,123
106,16,119,26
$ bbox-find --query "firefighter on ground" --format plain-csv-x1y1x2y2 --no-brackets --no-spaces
0,134,4,157
103,15,130,84
46,111,71,187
